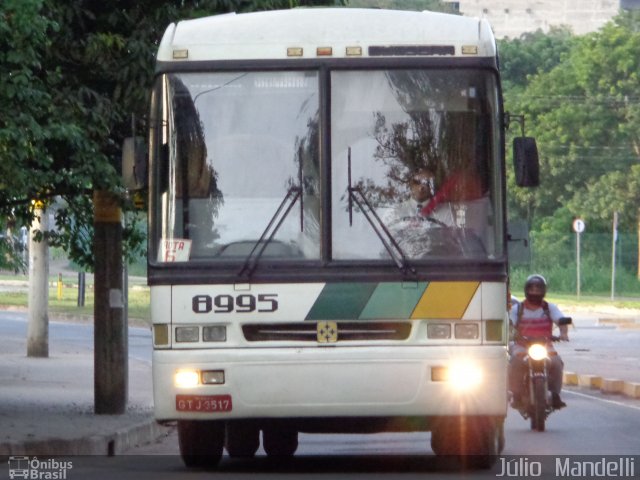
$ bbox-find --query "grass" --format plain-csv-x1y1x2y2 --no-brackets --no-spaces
0,273,150,326
545,293,640,310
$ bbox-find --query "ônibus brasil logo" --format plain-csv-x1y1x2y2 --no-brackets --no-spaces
8,456,73,479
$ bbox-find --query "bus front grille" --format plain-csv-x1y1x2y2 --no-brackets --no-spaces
242,322,412,342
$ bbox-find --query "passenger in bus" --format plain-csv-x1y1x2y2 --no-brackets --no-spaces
390,167,455,227
386,166,490,258
390,166,487,224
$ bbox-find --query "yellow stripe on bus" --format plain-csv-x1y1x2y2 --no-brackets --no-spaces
411,281,480,319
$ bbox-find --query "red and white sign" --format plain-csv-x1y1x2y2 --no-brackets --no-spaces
159,239,192,262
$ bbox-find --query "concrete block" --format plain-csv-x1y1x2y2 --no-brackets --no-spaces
623,382,640,399
600,378,624,394
563,371,579,386
578,374,601,389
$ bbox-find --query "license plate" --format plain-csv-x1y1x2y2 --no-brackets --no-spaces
176,394,233,412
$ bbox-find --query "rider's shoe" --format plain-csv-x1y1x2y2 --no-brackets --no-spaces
552,393,567,409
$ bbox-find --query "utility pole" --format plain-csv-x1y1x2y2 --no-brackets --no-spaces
573,218,585,299
611,212,618,301
93,190,127,414
27,201,49,358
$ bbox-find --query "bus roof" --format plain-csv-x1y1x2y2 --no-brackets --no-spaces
157,8,496,63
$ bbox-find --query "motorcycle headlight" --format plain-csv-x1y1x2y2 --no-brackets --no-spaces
528,343,548,361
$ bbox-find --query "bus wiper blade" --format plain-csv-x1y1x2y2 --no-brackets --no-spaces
347,148,415,275
238,186,302,279
349,188,415,274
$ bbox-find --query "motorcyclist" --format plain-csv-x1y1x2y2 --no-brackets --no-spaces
508,274,569,409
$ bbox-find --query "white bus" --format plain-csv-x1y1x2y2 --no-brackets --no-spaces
140,7,538,469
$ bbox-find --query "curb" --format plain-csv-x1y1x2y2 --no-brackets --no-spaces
564,371,640,399
597,318,640,330
0,418,169,459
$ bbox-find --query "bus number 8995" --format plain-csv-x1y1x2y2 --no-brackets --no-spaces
192,294,279,314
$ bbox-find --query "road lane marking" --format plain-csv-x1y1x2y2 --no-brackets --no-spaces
565,389,640,411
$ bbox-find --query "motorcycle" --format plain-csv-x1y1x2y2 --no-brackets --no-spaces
510,317,572,432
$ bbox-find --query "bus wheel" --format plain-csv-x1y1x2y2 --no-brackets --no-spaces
225,420,260,458
430,416,501,469
262,426,298,457
177,420,224,468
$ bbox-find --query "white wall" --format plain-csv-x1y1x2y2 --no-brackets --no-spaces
456,0,620,38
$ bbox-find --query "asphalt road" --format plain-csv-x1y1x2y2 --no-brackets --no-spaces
2,309,639,480
25,388,640,480
71,353,640,479
0,310,151,363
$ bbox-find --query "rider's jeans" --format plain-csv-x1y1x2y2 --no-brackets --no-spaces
508,343,565,395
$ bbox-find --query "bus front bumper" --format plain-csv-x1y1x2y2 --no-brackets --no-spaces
153,346,508,422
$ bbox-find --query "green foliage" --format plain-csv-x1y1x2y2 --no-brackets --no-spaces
0,0,341,271
498,28,575,93
0,0,83,213
503,10,640,233
568,165,640,230
500,28,575,223
501,13,640,297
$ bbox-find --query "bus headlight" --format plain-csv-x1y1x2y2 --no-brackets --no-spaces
203,325,227,342
447,362,483,390
427,323,451,339
454,323,479,339
528,343,548,361
175,369,200,388
175,326,199,343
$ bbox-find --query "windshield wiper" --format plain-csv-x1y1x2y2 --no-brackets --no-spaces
238,162,304,279
347,148,415,275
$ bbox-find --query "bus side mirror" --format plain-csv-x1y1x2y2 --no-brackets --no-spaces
513,137,540,187
122,137,148,190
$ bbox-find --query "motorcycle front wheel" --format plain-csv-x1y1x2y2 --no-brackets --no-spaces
530,377,547,432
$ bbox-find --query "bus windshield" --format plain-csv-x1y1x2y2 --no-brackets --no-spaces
331,69,502,261
151,68,503,264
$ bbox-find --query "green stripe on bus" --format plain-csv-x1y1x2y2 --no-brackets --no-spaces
359,282,428,319
305,283,377,320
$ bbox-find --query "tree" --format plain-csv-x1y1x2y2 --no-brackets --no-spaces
0,0,83,269
503,11,640,230
498,28,576,224
498,27,575,93
0,0,343,271
568,165,640,231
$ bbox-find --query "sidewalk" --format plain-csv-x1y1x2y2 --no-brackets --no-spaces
0,313,167,458
558,304,640,396
1,306,639,458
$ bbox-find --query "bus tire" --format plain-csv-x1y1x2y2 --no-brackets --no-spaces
430,416,501,469
225,420,260,458
177,420,224,469
262,426,298,457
